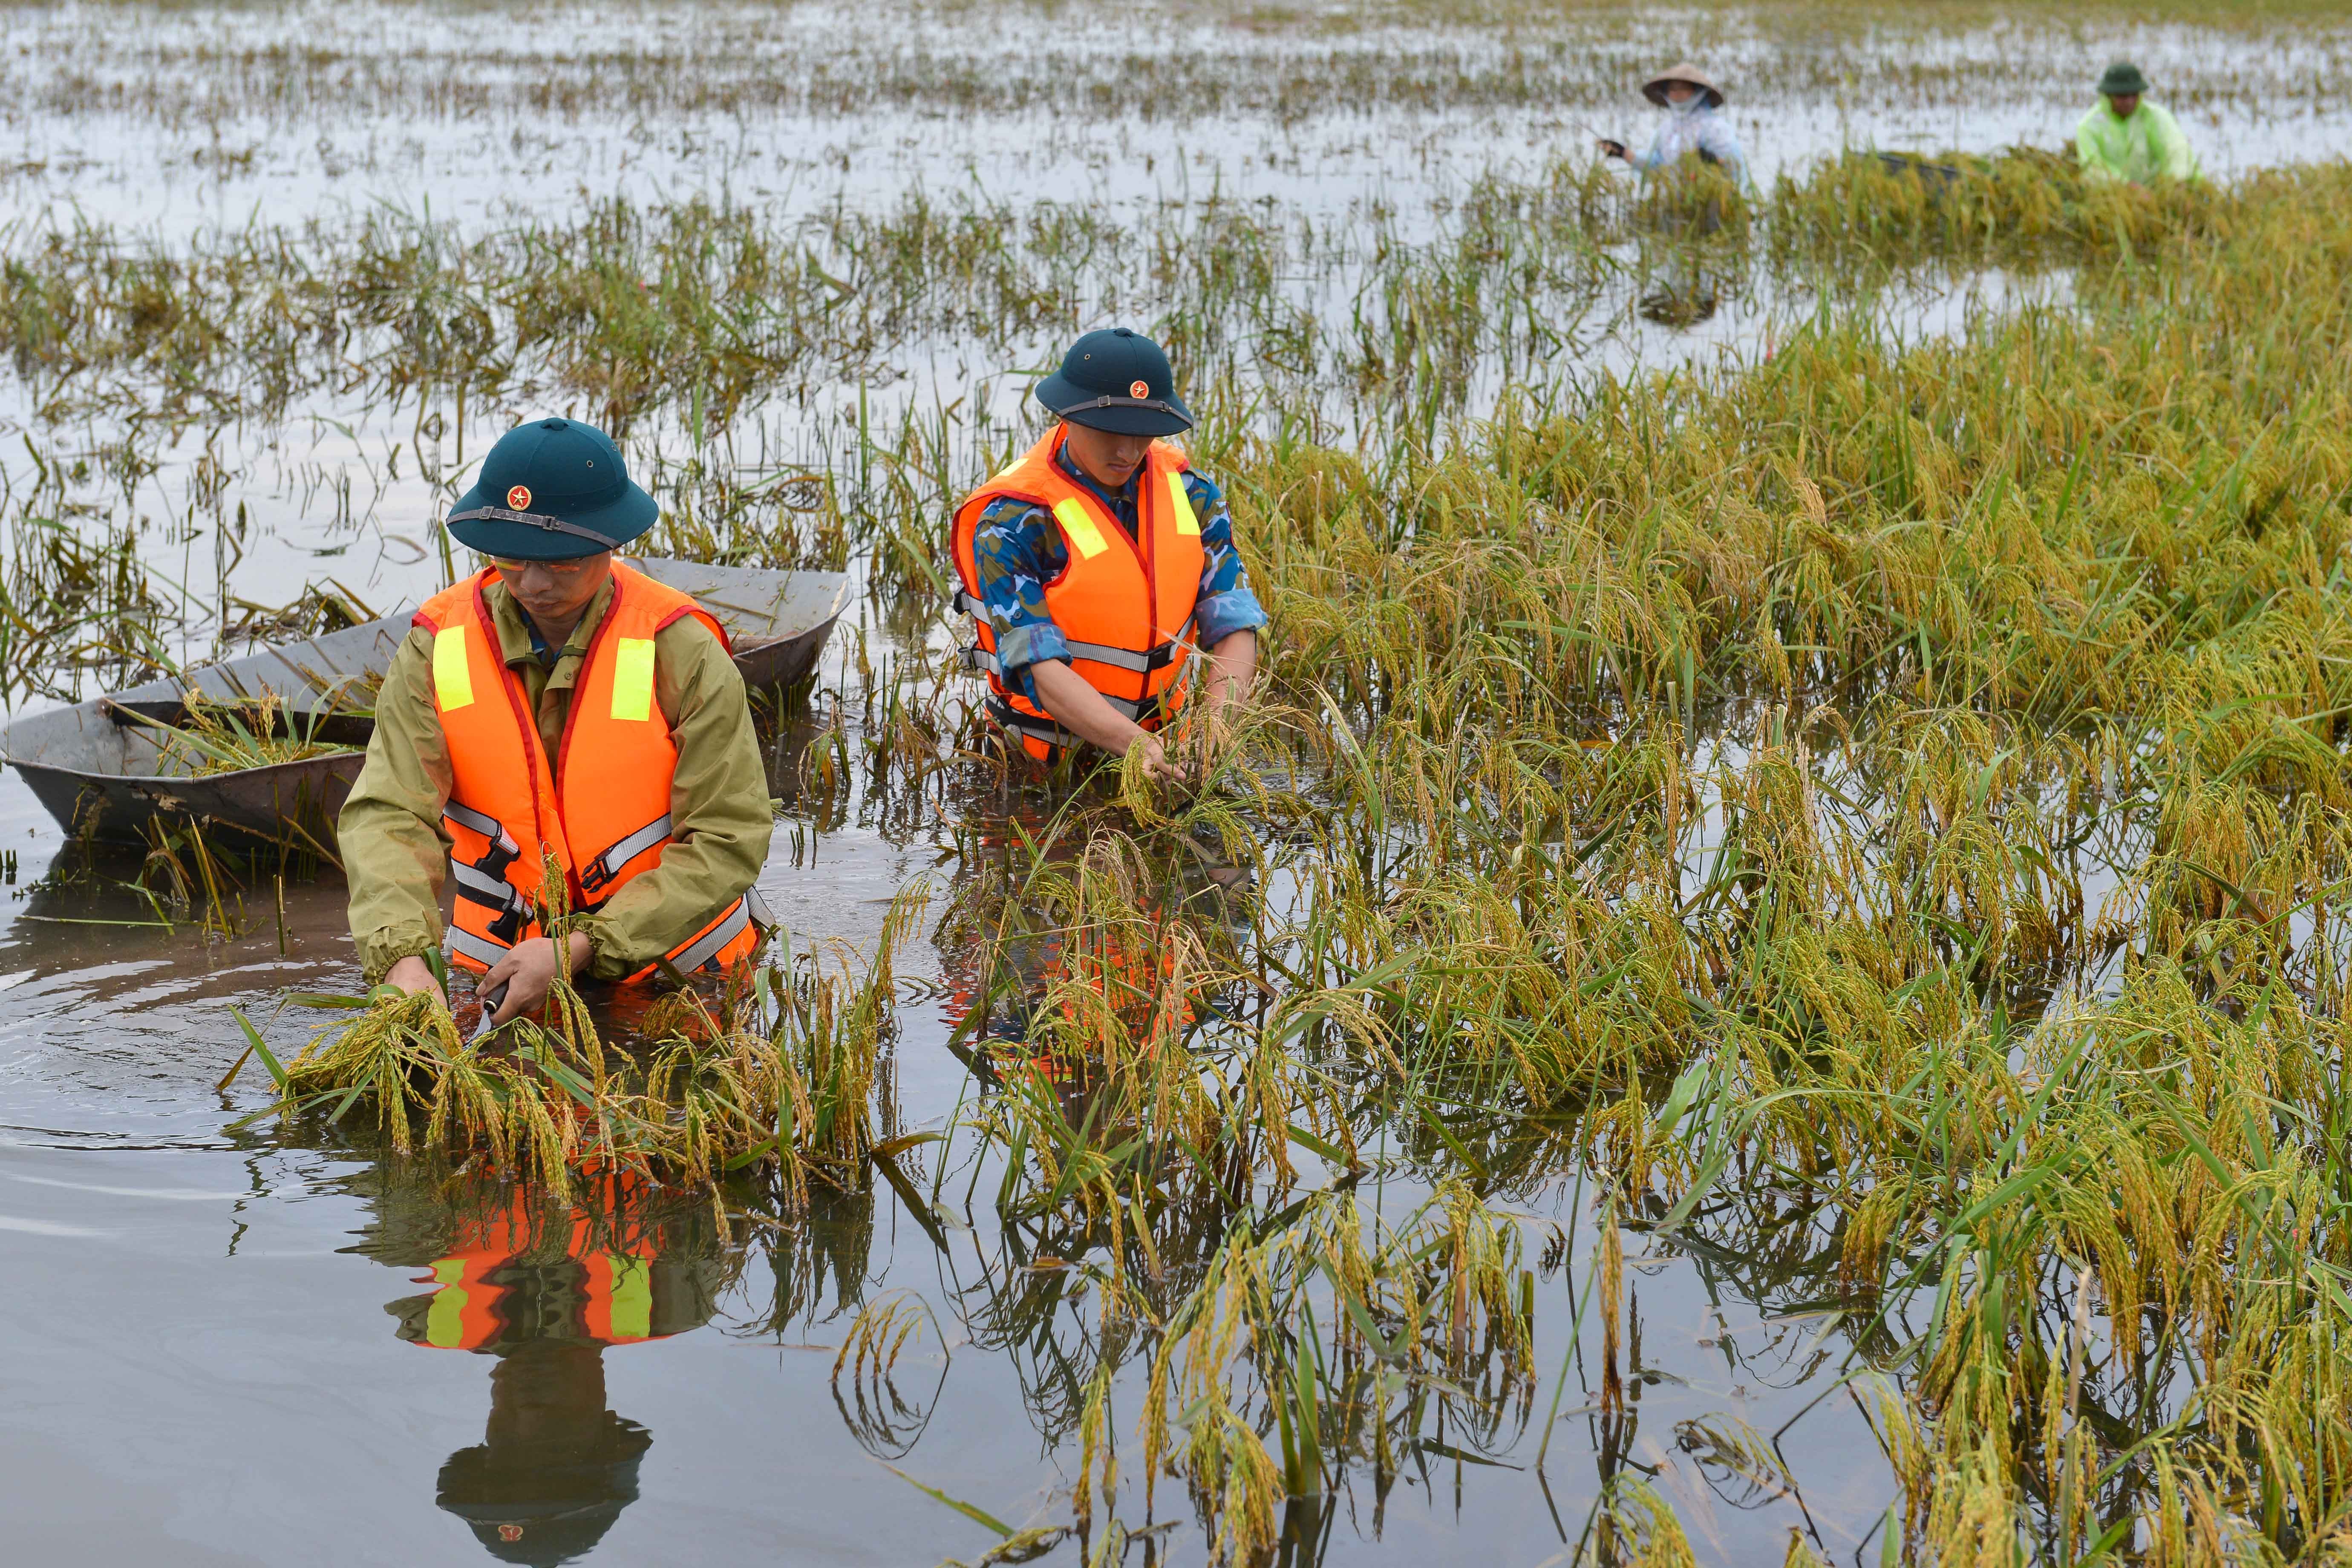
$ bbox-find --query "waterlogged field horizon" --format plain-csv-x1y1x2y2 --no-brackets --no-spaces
5,1,2352,1564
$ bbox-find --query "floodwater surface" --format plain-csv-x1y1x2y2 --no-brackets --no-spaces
2,1,2338,1563
0,722,1901,1566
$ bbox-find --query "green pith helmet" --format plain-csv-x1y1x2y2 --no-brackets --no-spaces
1033,328,1194,438
446,418,659,562
2098,61,2149,98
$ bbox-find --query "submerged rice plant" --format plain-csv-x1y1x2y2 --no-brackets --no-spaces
26,5,2352,1549
261,892,926,1202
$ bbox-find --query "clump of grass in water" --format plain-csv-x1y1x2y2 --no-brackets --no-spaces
885,159,2352,1550
257,892,922,1202
1770,141,2224,275
79,88,2352,1557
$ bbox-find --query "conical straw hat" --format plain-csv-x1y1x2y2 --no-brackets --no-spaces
1643,62,1724,108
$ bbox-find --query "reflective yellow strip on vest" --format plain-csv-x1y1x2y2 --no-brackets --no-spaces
1052,497,1109,560
605,1254,654,1341
610,637,656,722
1165,468,1199,536
431,626,474,711
425,1257,469,1348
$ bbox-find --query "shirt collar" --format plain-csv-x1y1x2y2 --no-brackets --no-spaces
1055,441,1139,522
486,575,614,671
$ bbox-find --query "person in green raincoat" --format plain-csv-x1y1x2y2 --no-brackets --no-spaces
2075,61,2199,185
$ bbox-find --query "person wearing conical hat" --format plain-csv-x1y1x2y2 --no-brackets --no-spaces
948,328,1267,783
2075,61,2199,185
1597,62,1752,194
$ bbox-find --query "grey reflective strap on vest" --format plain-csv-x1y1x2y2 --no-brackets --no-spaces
1061,638,1154,673
452,859,527,911
446,505,624,552
581,813,672,894
953,591,994,678
1064,617,1196,674
671,898,752,973
445,926,511,968
745,885,775,928
443,799,513,848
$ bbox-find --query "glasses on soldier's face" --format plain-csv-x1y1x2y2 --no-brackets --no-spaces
488,556,600,577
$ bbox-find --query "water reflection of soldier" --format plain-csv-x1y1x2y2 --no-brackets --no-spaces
938,809,1260,1090
373,1173,726,1566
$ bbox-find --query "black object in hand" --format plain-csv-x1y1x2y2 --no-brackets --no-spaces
470,980,510,1043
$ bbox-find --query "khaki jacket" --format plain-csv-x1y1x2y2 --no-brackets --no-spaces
339,575,773,984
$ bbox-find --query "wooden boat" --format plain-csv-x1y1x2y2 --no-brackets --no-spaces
0,559,849,846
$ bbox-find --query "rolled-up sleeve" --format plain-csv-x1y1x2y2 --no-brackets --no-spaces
970,496,1072,705
576,615,773,980
339,627,454,984
1185,471,1268,648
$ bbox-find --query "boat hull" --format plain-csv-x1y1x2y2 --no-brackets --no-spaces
1,561,847,846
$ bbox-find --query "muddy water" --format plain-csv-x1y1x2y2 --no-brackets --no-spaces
0,746,1900,1566
3,1,2329,1560
0,574,1917,1568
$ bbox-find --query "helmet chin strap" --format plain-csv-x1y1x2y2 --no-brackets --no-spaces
447,505,624,552
1053,392,1186,420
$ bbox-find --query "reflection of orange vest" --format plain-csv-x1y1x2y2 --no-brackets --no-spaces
950,427,1207,761
413,562,760,980
413,1179,670,1352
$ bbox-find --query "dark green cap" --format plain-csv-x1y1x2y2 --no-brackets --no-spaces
2098,61,2149,98
1034,328,1193,437
447,419,659,562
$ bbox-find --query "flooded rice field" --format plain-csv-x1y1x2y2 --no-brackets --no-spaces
8,0,2352,1563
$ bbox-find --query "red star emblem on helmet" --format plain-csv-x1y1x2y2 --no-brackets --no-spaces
1129,380,1150,399
506,485,532,511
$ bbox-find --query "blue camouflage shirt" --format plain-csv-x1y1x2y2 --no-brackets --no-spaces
968,444,1268,705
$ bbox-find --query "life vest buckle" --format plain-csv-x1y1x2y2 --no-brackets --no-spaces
578,815,673,899
486,900,530,945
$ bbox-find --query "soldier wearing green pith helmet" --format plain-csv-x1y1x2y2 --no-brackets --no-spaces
2076,61,2199,186
340,418,773,1028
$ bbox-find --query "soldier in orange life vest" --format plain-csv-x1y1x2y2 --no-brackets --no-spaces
951,329,1267,780
340,418,773,1024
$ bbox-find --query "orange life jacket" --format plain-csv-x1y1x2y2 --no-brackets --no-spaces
413,561,762,980
949,427,1207,761
408,1173,680,1352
